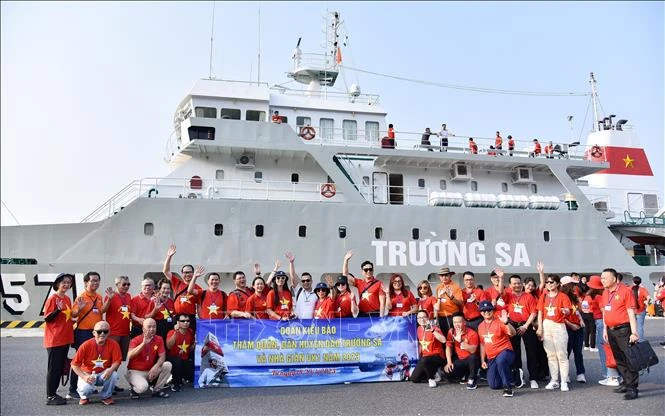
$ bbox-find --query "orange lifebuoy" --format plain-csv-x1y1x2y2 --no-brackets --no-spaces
300,126,316,140
321,183,336,198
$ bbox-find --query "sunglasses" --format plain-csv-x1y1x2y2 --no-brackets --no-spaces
418,286,428,290
121,283,131,287
301,279,312,283
178,320,190,323
336,282,347,286
363,268,373,272
95,329,110,334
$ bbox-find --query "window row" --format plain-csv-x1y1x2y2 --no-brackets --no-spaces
143,223,551,242
195,107,266,121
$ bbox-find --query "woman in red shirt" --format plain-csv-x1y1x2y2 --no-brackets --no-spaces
43,273,76,405
410,310,447,387
313,283,334,320
416,280,437,322
245,277,270,319
266,271,294,320
522,276,548,386
386,274,417,317
561,277,586,383
536,275,572,392
631,276,650,340
331,275,359,318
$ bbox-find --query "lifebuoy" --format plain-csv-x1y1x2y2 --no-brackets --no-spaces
300,126,316,140
590,145,603,158
321,183,336,198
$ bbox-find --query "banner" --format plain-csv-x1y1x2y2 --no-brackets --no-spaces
194,317,418,388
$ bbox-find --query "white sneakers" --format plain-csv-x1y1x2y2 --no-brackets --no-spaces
428,379,437,388
576,374,586,383
530,380,539,389
589,348,599,352
560,382,570,392
583,347,589,351
545,380,560,390
598,377,620,386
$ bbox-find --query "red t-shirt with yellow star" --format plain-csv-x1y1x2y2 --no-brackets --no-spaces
166,328,195,359
388,291,417,316
245,292,270,319
484,286,509,316
462,288,486,320
226,288,254,316
314,297,334,319
266,289,293,319
152,298,176,322
537,291,572,324
333,291,355,318
478,319,513,360
417,326,444,358
131,293,154,327
601,283,636,327
43,293,74,348
199,289,227,319
446,327,479,360
354,277,384,314
506,291,537,323
171,276,202,315
128,335,166,371
104,292,132,336
72,337,122,374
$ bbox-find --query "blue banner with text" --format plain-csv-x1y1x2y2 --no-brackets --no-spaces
194,317,418,388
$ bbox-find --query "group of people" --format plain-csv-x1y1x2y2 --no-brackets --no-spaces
43,243,654,405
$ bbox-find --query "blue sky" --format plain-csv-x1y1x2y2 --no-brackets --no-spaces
1,1,663,225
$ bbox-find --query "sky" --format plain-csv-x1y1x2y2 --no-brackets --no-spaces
1,1,663,226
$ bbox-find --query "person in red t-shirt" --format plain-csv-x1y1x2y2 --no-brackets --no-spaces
601,268,639,400
537,274,573,392
44,273,76,405
151,278,176,341
331,275,359,318
560,276,586,383
126,318,172,399
416,280,436,321
469,138,478,154
530,139,542,157
189,272,227,320
485,268,509,318
495,131,503,150
386,274,417,317
245,277,270,319
103,275,133,361
478,301,517,396
165,314,195,392
266,271,295,320
410,310,447,387
163,244,204,333
313,283,334,320
461,271,486,330
70,321,122,405
444,315,480,389
631,276,651,340
342,250,386,316
226,271,255,319
506,274,538,389
130,278,156,338
507,135,515,156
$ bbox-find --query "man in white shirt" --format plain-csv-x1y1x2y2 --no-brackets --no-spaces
286,251,317,319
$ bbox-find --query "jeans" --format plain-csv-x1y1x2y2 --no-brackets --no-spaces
487,349,515,389
566,327,585,375
595,319,619,378
635,311,646,340
543,320,569,383
77,372,118,400
69,329,94,394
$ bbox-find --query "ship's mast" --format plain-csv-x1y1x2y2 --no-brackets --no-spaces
589,72,600,132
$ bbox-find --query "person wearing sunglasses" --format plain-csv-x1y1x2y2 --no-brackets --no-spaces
342,250,386,317
44,273,76,405
313,283,334,320
127,318,172,399
70,321,122,405
331,275,359,318
478,301,517,397
163,243,204,332
286,251,317,319
166,314,195,392
536,273,573,392
267,270,295,320
416,280,437,324
103,276,133,364
435,267,463,336
386,274,417,317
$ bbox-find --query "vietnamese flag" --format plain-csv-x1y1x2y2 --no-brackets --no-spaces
585,146,653,176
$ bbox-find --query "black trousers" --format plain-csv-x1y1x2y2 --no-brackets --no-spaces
167,356,194,386
608,325,639,390
522,325,547,381
444,354,480,381
47,345,69,397
69,329,94,394
411,355,446,383
581,313,596,348
437,315,455,337
156,319,174,341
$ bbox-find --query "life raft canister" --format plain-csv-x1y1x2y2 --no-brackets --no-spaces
320,183,336,198
300,126,316,140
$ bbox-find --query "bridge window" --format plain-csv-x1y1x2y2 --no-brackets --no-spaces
220,108,241,120
320,118,334,140
246,110,266,121
365,121,379,142
298,225,307,237
0,258,37,265
255,225,264,237
188,126,215,141
214,224,223,236
343,120,357,141
144,223,154,236
195,106,217,118
296,116,311,127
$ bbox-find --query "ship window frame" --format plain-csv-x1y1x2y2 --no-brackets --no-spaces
531,184,538,194
478,229,485,241
501,182,508,192
195,106,217,118
375,227,383,239
214,224,224,236
470,181,478,191
296,116,311,127
412,228,420,240
291,173,299,183
215,169,225,180
220,108,241,120
342,119,358,141
544,231,550,242
298,225,307,238
417,178,425,188
255,225,264,237
365,121,380,143
338,226,347,238
254,171,263,183
439,180,447,190
144,222,154,236
362,176,370,185
450,229,457,241
246,110,266,122
320,118,334,141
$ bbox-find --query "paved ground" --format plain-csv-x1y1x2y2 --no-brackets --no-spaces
2,319,664,416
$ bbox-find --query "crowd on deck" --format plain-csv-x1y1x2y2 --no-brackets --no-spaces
42,244,663,405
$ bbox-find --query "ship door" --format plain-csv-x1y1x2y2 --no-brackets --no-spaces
372,172,388,204
388,173,404,205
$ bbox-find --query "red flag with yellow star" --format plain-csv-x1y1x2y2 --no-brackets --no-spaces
585,146,653,176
